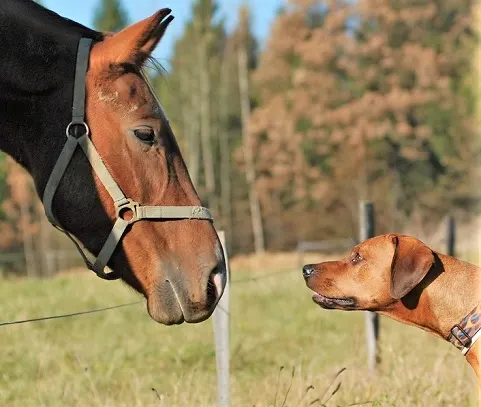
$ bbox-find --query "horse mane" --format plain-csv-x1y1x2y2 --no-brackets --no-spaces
0,0,103,41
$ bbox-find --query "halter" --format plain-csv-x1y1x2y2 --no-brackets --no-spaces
42,38,213,280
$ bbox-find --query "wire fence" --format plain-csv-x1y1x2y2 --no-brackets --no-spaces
0,212,471,407
0,250,299,327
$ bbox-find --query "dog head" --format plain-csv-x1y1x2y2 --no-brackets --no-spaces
302,234,435,311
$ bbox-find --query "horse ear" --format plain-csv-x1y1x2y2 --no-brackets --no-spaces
99,9,173,66
390,235,434,300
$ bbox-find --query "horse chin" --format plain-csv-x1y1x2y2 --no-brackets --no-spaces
147,276,220,325
147,281,185,325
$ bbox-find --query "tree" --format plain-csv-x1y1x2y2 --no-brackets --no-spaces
249,0,354,246
474,3,481,124
249,0,478,248
218,36,234,248
93,0,128,32
1,159,39,276
167,1,226,217
233,5,265,253
340,0,479,231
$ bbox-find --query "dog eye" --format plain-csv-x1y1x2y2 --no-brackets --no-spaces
133,127,155,144
351,253,363,264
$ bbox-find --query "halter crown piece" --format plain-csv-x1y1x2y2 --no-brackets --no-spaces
42,38,213,280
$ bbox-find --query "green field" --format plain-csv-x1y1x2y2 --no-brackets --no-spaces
0,263,478,406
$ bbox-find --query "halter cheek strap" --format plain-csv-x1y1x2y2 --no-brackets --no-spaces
448,302,481,356
42,37,213,280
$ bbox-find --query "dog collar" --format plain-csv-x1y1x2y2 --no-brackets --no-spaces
448,302,481,356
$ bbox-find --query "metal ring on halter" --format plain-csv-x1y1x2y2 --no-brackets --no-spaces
65,121,90,138
115,199,139,225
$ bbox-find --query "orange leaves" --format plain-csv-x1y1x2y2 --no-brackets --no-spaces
6,158,31,204
0,157,41,249
245,0,476,244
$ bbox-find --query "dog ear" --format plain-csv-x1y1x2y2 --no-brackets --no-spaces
390,235,434,299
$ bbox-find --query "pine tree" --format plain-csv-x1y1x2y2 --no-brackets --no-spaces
167,0,225,216
93,0,128,32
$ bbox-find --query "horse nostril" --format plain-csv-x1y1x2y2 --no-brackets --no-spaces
208,262,226,302
302,264,316,279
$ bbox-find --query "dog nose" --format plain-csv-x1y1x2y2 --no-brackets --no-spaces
302,264,316,279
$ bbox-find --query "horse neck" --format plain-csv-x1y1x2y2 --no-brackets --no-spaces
0,1,94,190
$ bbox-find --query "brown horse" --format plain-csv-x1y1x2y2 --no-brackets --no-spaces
0,0,226,325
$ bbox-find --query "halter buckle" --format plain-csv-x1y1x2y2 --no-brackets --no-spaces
66,121,90,138
115,199,139,225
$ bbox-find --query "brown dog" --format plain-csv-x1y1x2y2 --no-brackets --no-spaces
302,234,481,386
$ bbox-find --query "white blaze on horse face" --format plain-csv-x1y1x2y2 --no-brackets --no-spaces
97,87,141,116
127,103,140,113
97,75,161,118
97,90,120,106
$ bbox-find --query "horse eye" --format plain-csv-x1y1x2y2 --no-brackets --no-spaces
133,128,155,143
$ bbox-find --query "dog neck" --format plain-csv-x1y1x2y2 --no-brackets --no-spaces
380,252,481,379
465,342,481,386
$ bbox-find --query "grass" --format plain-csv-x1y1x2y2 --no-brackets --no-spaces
0,260,479,406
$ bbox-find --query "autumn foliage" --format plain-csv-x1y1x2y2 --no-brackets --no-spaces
248,0,478,248
0,0,478,275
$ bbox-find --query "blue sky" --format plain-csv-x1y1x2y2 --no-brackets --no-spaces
42,0,284,67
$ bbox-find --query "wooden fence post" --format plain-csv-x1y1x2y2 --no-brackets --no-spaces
213,231,230,407
359,201,380,372
447,216,455,257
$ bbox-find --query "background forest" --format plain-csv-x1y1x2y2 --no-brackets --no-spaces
1,0,479,275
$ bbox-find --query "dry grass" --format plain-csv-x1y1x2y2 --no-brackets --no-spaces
0,256,479,406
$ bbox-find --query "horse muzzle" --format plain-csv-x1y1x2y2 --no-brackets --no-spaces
147,257,226,325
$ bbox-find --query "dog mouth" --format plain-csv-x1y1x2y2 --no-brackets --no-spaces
312,293,356,310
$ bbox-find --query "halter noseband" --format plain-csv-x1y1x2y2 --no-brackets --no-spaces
42,38,213,280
